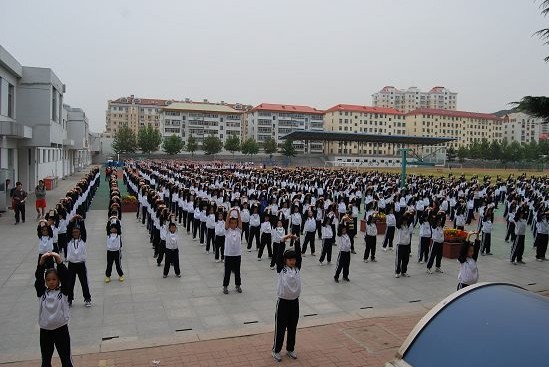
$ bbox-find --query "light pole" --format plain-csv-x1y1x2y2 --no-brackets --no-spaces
398,148,411,188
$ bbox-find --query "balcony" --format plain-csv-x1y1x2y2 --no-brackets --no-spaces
63,138,75,147
0,121,32,138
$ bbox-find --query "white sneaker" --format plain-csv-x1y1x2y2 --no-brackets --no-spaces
215,259,221,263
247,249,252,252
395,274,400,278
419,261,424,264
402,273,410,277
363,259,369,263
257,258,262,261
206,251,210,255
435,268,443,273
287,351,298,360
427,269,433,274
84,300,92,307
383,247,387,252
272,351,282,362
319,261,324,266
200,243,205,246
270,266,275,270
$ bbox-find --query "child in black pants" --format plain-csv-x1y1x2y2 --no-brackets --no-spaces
272,232,299,362
163,222,181,278
35,252,73,367
334,225,352,282
105,224,124,283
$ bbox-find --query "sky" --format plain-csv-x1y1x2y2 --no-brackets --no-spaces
1,0,549,132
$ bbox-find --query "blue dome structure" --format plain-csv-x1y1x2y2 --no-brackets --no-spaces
386,283,549,367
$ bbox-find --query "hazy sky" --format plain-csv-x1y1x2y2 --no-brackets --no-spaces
1,0,548,132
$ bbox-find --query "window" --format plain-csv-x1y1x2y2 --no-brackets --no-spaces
51,87,57,121
8,83,15,118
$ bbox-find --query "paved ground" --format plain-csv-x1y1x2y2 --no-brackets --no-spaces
1,167,548,365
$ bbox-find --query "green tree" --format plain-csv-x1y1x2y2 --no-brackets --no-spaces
523,140,540,161
241,138,259,156
489,140,502,160
112,125,137,154
446,146,456,162
508,141,524,162
457,146,468,163
162,134,184,155
280,139,297,157
186,135,198,156
202,134,223,155
479,138,491,159
535,0,549,62
468,140,481,159
224,135,240,156
137,125,162,154
263,138,278,156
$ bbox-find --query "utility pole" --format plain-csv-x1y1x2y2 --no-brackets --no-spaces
398,148,410,188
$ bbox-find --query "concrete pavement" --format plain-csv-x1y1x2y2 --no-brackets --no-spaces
0,168,547,364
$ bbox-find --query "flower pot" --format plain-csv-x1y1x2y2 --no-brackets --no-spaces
360,219,366,233
443,241,461,259
375,222,387,234
122,201,138,213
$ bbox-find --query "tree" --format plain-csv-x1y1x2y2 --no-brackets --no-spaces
479,138,491,158
489,140,502,161
523,140,540,161
162,134,184,155
224,135,240,156
137,125,162,154
263,138,278,156
457,146,468,163
241,138,259,156
513,96,549,123
202,134,223,155
186,135,198,156
446,146,456,162
112,125,137,154
280,139,297,157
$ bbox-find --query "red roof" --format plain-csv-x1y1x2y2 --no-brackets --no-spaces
406,108,501,121
324,104,404,115
251,103,324,115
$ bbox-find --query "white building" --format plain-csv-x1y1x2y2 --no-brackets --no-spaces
0,45,92,195
372,86,457,113
159,102,243,148
247,103,325,153
502,112,542,144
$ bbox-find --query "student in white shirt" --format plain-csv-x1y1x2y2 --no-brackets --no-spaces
417,213,432,264
301,210,317,256
457,241,479,290
272,232,300,363
105,224,124,283
163,222,181,278
66,225,91,307
205,206,216,254
270,219,287,269
334,225,352,282
511,210,527,265
382,207,396,251
480,210,494,256
535,212,548,261
214,211,225,263
319,216,334,265
395,213,414,278
223,208,243,294
258,213,273,260
427,215,445,274
247,205,261,251
240,202,251,243
363,214,377,262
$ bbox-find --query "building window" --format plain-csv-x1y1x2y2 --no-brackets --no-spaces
8,83,15,118
51,87,57,121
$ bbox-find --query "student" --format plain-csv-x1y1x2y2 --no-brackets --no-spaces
223,208,243,294
248,205,261,251
382,207,396,251
37,219,55,269
164,222,181,278
271,219,286,269
272,233,300,363
457,241,479,290
504,203,517,243
214,211,226,263
319,217,334,265
199,204,207,245
535,212,548,261
258,213,273,260
301,210,317,256
46,211,60,254
156,210,169,266
56,205,69,261
454,206,466,230
192,201,201,240
240,202,251,243
427,216,444,274
480,211,493,256
417,213,431,264
35,252,73,367
334,224,351,282
363,214,377,263
290,205,302,246
395,214,413,278
511,211,527,265
66,225,91,307
205,206,216,255
105,224,124,283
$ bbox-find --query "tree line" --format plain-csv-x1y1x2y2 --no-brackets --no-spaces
112,125,298,157
447,138,549,163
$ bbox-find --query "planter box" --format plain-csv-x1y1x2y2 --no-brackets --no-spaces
376,222,387,234
443,241,461,259
360,219,366,233
122,202,138,213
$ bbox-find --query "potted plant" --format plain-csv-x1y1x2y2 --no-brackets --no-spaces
373,212,387,234
442,228,468,259
121,194,138,213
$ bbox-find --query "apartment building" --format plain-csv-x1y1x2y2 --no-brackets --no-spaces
104,95,171,138
323,104,406,156
65,105,92,172
502,112,542,143
247,103,324,153
404,108,503,149
0,45,92,197
372,86,457,113
159,102,243,146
